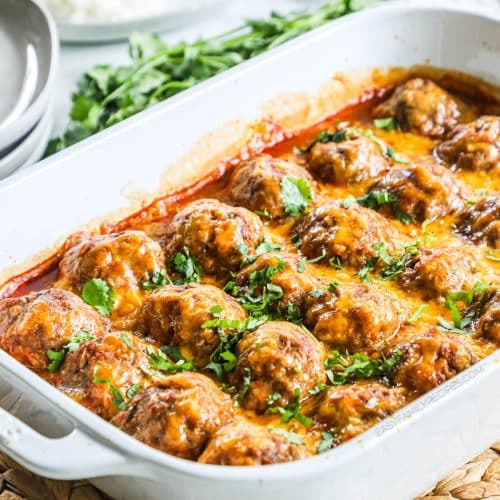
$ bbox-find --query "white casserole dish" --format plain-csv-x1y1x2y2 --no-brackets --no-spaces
0,1,499,499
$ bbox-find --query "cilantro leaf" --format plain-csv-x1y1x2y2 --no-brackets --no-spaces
324,350,402,385
268,427,304,445
142,270,171,290
265,388,312,426
47,350,66,373
356,190,397,210
148,346,196,373
373,117,398,131
168,247,203,284
82,278,115,316
280,177,312,217
317,431,335,453
407,304,428,324
47,329,95,372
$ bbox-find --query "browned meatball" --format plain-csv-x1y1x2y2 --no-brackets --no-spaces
111,372,232,460
294,201,401,268
391,328,475,395
305,134,389,186
232,253,321,321
399,246,483,299
305,283,403,352
455,195,500,248
371,163,467,222
316,382,406,442
59,332,150,420
140,284,246,367
228,155,315,220
373,78,461,138
467,289,500,344
198,418,307,465
56,231,165,329
163,199,264,276
435,116,500,171
0,289,107,372
230,321,325,413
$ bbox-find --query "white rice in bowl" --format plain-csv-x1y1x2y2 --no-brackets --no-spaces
43,0,184,23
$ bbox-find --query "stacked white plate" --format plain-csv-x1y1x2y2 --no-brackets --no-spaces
0,0,58,180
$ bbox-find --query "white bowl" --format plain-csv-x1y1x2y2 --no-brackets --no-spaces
0,102,53,180
0,0,58,152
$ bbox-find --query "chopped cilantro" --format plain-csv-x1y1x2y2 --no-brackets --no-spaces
203,315,263,379
92,365,128,410
82,278,115,316
238,367,252,405
485,249,500,262
225,258,286,319
356,190,397,210
308,382,328,395
168,247,202,284
297,258,307,273
325,350,402,385
268,427,304,445
356,256,379,283
291,234,302,247
148,346,195,373
280,177,313,217
47,329,95,372
373,116,398,131
109,385,128,411
142,270,171,290
393,207,413,225
328,281,340,292
317,431,335,453
47,350,66,373
438,282,488,334
266,392,283,405
126,384,141,399
120,332,134,350
407,304,428,324
329,255,343,269
265,388,312,426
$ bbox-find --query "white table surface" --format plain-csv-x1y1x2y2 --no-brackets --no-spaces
52,0,322,137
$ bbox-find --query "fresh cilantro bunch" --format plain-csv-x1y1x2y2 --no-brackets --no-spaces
45,1,370,155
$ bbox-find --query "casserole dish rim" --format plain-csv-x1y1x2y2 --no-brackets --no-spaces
0,0,498,491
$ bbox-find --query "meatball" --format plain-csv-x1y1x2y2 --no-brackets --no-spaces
163,199,264,276
111,372,232,460
58,332,151,420
305,134,389,186
230,321,325,413
198,418,307,465
468,289,500,344
391,328,475,394
140,284,246,367
371,163,467,222
228,155,315,220
455,195,500,248
305,283,403,352
373,78,461,138
294,201,400,268
435,116,500,171
399,246,483,299
56,231,165,329
232,253,321,321
0,289,107,372
316,382,406,442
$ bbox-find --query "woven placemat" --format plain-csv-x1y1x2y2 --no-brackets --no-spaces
0,444,499,499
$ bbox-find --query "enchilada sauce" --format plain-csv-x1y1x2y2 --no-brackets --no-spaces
1,75,499,464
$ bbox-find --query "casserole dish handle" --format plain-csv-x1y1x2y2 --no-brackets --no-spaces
0,407,133,480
